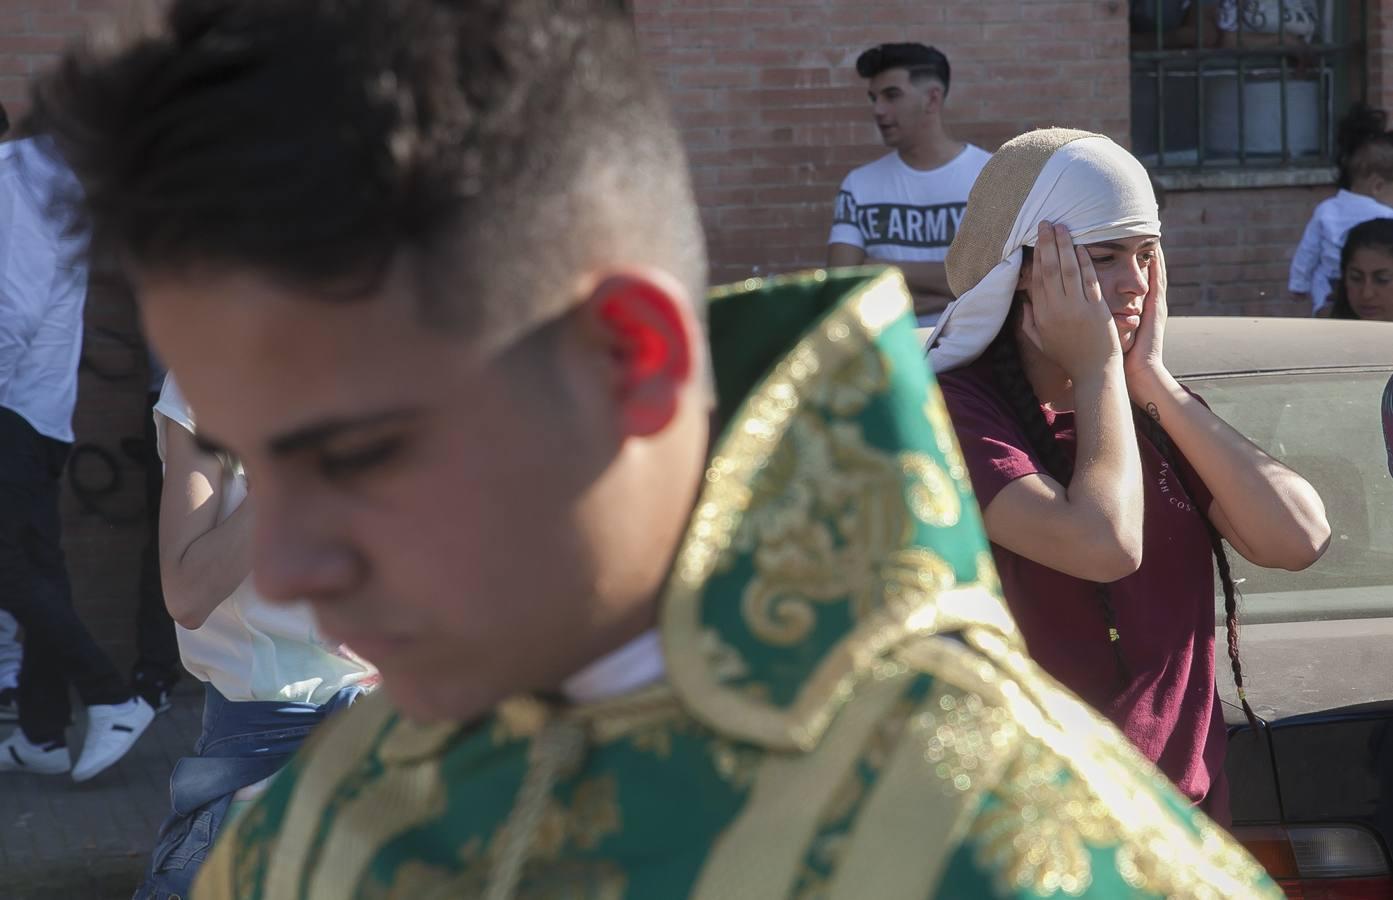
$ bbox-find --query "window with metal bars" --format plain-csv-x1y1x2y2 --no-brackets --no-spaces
1130,0,1368,171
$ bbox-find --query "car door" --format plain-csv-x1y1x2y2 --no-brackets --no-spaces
1181,366,1393,897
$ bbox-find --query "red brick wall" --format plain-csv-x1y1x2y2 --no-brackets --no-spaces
0,1,116,110
1162,187,1323,315
633,0,1134,284
1370,0,1393,111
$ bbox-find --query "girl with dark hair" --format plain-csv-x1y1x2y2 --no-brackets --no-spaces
929,129,1330,824
1325,216,1393,321
1290,104,1393,315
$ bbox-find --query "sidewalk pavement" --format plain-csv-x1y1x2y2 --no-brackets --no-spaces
0,679,203,900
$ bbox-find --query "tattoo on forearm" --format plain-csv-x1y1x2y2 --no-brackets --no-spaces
1146,402,1160,422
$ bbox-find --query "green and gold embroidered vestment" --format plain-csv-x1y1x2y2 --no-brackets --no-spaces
195,270,1281,900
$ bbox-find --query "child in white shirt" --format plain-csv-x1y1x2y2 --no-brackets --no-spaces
1290,105,1393,314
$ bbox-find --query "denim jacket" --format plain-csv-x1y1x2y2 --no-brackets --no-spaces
132,682,363,900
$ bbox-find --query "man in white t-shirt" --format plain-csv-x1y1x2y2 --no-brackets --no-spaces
828,43,990,326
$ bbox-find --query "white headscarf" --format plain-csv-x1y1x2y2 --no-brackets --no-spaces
927,131,1161,372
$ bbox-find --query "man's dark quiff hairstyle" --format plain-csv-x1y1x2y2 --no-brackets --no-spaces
28,0,708,340
854,43,951,96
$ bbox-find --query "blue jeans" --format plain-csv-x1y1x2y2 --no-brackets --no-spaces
132,682,364,900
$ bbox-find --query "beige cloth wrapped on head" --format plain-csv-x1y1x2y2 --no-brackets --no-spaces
926,128,1161,372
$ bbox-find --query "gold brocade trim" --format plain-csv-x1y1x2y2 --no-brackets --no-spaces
304,759,449,900
902,452,962,528
826,679,1018,900
377,718,463,764
922,391,968,484
899,630,1283,899
664,268,985,752
689,674,911,900
566,684,685,745
484,719,590,900
264,691,398,899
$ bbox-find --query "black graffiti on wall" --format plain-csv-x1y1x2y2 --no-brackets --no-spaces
67,326,152,527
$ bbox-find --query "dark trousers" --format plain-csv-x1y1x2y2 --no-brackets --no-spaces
133,391,180,682
0,407,128,743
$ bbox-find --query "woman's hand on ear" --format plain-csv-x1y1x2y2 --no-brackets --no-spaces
1124,245,1171,401
1025,222,1121,382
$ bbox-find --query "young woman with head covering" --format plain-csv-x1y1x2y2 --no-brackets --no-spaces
928,129,1330,823
1325,216,1393,322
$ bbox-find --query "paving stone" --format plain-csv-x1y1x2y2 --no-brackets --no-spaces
0,680,202,899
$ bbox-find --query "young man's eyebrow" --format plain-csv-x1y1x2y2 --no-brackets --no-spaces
266,409,422,458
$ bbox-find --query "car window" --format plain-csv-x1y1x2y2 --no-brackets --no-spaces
1182,369,1393,626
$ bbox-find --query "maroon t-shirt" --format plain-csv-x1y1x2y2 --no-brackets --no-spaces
939,359,1229,819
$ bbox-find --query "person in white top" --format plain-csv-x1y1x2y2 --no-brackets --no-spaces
0,102,27,723
1290,103,1393,315
133,373,376,899
0,610,19,719
0,124,156,783
827,43,990,327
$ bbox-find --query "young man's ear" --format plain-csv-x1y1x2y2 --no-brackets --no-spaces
582,272,696,438
924,82,946,114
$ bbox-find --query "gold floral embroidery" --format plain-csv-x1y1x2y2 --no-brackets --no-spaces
902,452,961,528
903,629,1285,900
381,770,623,900
923,391,967,484
627,721,677,759
971,741,1116,897
570,777,621,850
913,690,1019,799
878,548,957,621
663,272,921,751
737,414,911,646
808,338,891,418
707,737,764,789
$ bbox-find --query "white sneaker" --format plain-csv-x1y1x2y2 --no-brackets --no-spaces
72,697,154,782
0,731,72,775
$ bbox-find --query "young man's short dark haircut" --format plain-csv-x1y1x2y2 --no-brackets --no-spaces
30,0,707,335
855,43,951,96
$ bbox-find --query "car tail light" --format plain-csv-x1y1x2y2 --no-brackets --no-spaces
1234,825,1392,899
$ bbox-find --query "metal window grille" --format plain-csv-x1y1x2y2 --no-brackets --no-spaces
1130,0,1368,170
